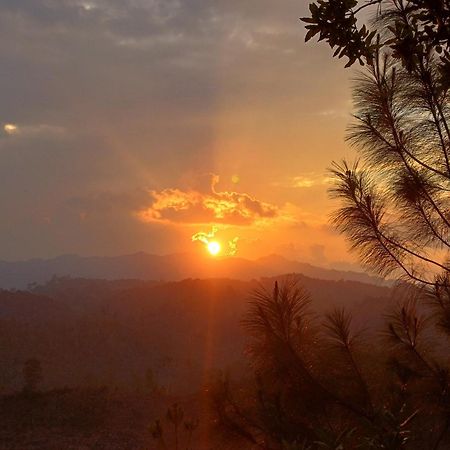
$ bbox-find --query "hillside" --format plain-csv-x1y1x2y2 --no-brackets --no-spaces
0,274,392,395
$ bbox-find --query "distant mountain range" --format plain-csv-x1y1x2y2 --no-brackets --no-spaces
0,252,386,289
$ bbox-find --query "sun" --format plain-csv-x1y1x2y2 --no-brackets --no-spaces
207,241,221,256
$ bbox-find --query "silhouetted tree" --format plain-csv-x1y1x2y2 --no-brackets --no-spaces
214,279,450,448
306,0,450,330
302,0,450,81
150,403,199,450
213,2,450,446
329,52,450,288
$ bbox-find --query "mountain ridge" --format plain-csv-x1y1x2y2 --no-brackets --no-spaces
0,251,386,289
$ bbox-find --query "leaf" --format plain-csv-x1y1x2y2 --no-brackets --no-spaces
345,57,357,68
309,2,319,14
305,27,319,42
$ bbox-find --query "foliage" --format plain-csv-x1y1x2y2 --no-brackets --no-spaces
150,402,199,450
302,0,450,82
213,278,450,449
284,2,450,447
215,5,450,439
303,0,450,295
318,11,450,384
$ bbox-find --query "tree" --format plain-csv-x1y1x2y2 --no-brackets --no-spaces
213,278,450,449
329,50,450,286
149,403,199,450
301,0,450,355
302,0,450,82
304,0,450,313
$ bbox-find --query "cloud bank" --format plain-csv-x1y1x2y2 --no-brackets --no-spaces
138,175,282,226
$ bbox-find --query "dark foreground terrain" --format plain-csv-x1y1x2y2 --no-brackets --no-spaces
0,388,230,450
0,274,392,449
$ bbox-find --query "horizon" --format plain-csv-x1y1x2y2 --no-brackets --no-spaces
0,247,385,292
0,248,364,272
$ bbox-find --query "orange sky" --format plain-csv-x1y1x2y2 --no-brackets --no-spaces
0,0,360,269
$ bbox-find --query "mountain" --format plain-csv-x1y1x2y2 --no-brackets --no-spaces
253,254,385,284
0,252,386,289
0,275,392,394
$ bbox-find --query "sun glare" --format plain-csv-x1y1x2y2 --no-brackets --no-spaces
192,226,239,256
207,241,221,256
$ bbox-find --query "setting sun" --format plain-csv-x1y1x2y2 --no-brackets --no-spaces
207,241,221,256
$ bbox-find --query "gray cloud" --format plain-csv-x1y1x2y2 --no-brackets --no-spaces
0,0,351,260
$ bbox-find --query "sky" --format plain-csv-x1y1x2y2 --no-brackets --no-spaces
0,0,359,267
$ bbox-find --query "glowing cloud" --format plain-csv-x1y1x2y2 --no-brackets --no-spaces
228,237,239,256
138,175,282,226
192,226,218,245
4,123,18,135
272,174,333,189
192,226,239,256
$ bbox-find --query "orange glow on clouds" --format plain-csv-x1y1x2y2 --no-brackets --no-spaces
137,175,283,226
192,226,239,256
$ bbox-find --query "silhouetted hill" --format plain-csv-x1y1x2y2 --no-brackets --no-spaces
0,252,385,289
255,254,385,284
0,274,392,394
0,289,70,323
